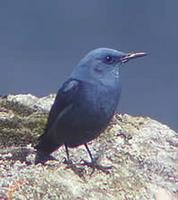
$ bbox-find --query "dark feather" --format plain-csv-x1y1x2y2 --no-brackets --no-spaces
35,78,80,152
44,79,80,133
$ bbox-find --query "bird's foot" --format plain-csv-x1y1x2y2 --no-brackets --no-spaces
63,157,73,165
63,158,86,177
81,157,112,174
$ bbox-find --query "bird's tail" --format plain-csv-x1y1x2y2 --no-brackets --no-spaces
35,151,57,164
34,134,62,164
35,138,59,154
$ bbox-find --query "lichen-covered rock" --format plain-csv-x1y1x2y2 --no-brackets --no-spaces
0,94,54,146
6,94,55,112
0,94,177,200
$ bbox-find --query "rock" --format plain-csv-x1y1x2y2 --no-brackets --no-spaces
0,94,54,146
7,93,55,112
0,94,177,200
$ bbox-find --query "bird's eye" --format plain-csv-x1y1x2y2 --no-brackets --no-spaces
104,55,114,64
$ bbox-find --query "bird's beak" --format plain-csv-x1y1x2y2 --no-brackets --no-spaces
121,52,147,63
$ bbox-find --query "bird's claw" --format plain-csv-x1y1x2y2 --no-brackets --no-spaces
63,157,86,177
63,157,73,165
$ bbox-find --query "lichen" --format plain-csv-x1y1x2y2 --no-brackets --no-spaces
0,96,48,146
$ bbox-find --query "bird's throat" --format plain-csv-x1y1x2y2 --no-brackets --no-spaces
111,66,120,78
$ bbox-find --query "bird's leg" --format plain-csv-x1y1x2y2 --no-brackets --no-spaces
63,144,86,176
63,144,73,165
81,143,112,173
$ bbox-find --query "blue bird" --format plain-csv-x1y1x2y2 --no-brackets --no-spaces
35,48,146,170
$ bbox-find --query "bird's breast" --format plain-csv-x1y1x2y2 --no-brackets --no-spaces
77,83,121,124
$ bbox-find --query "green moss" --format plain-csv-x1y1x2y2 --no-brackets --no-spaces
1,99,31,115
0,99,48,146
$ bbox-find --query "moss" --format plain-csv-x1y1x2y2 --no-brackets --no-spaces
1,98,34,116
0,98,48,146
23,113,48,133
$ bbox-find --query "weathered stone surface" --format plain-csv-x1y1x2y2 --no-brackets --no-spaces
0,94,177,200
0,94,54,147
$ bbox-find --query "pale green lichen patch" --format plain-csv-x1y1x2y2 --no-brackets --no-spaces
0,96,48,146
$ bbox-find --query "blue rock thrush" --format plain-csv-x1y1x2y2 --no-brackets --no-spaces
35,48,146,170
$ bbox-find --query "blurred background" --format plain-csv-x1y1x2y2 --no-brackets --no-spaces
0,0,177,131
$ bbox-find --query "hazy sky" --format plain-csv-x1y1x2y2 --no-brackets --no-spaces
0,0,177,131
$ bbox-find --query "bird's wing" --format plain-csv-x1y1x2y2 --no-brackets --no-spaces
42,79,80,136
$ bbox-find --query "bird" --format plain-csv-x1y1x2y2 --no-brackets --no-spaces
35,48,146,170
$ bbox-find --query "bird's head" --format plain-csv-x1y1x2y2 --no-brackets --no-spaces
71,48,147,85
